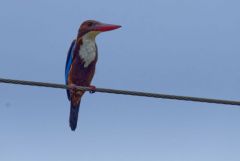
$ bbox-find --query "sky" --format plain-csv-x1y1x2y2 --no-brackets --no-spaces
0,0,240,160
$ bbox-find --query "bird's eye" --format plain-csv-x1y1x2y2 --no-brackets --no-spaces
87,22,93,26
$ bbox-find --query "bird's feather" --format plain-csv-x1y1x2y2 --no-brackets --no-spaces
69,99,81,131
65,39,76,100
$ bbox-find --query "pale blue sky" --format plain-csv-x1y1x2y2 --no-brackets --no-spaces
0,0,240,161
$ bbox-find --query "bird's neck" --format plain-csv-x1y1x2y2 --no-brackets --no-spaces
78,33,97,68
81,33,96,44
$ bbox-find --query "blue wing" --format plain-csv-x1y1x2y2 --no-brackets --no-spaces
65,39,76,100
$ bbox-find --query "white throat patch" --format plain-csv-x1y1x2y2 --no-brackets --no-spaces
79,31,99,68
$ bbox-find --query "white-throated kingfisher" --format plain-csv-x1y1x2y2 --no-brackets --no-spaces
65,20,121,131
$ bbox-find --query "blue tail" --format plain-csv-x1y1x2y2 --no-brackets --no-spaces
69,100,80,131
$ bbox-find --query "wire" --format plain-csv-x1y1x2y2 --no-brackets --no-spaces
0,77,239,106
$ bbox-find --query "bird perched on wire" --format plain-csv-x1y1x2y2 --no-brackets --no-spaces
65,20,121,131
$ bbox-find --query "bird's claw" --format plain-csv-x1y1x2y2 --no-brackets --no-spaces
89,85,96,94
69,84,96,94
68,84,78,95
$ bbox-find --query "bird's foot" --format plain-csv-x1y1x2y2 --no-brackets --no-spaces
68,84,78,95
89,85,96,94
69,84,84,95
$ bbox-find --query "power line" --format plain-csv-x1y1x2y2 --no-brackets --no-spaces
0,77,239,106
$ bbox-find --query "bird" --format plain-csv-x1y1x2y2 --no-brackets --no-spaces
65,20,121,131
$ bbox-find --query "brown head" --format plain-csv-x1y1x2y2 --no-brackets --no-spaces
78,20,121,38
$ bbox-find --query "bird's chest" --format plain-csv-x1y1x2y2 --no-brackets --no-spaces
79,40,96,68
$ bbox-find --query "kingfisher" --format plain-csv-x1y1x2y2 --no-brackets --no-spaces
65,20,121,131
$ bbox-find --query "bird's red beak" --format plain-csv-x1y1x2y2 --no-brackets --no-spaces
93,23,121,32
